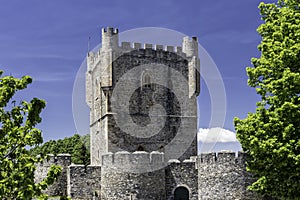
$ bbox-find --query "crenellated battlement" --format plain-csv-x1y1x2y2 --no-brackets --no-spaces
87,40,189,65
35,151,257,199
37,153,72,167
119,41,185,54
102,27,119,35
87,27,200,68
121,41,185,54
101,27,119,50
166,151,247,166
168,156,197,164
198,151,246,164
102,151,165,172
102,151,165,166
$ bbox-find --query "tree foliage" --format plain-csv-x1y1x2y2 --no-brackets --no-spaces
30,134,90,165
0,71,62,199
234,0,300,198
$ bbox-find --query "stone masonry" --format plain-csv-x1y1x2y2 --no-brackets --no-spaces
34,27,263,200
86,27,200,165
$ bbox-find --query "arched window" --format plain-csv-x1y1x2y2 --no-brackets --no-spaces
174,186,189,200
142,73,151,88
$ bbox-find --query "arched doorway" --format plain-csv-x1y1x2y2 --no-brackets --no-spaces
174,186,189,200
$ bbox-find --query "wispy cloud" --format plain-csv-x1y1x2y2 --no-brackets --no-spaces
17,53,76,61
33,72,72,83
198,127,238,143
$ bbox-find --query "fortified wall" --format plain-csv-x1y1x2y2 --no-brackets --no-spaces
197,152,260,200
34,154,71,197
67,164,101,199
101,151,166,199
35,151,261,200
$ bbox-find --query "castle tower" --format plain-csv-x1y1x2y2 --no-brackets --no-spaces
86,27,200,165
33,27,261,200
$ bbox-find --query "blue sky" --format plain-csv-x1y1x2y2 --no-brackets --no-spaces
0,0,277,146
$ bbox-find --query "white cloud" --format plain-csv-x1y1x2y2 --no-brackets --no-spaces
198,127,238,143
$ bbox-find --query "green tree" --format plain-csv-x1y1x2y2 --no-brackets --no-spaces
30,134,90,165
234,0,300,199
0,71,62,199
72,141,89,165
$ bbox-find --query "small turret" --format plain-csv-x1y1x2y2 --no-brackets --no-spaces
182,36,198,58
183,36,200,98
101,27,119,50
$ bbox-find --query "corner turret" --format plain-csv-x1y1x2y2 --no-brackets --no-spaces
182,36,198,57
183,36,200,97
101,27,119,50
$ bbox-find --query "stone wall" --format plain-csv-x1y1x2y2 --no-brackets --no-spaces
165,157,198,200
109,48,196,158
197,151,261,200
67,165,101,200
97,48,198,164
34,154,71,197
33,151,264,200
100,151,166,199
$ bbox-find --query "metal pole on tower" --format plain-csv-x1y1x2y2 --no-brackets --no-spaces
88,36,91,53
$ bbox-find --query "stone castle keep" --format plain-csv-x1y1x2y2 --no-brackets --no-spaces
35,27,260,199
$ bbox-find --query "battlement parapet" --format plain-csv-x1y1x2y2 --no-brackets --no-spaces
101,27,119,50
102,151,165,172
167,156,197,171
96,27,199,55
144,43,153,49
119,41,186,56
88,41,189,66
68,164,102,175
87,27,200,76
167,157,197,164
37,154,71,167
102,151,164,166
133,42,142,49
198,151,246,164
102,27,119,35
88,38,200,74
